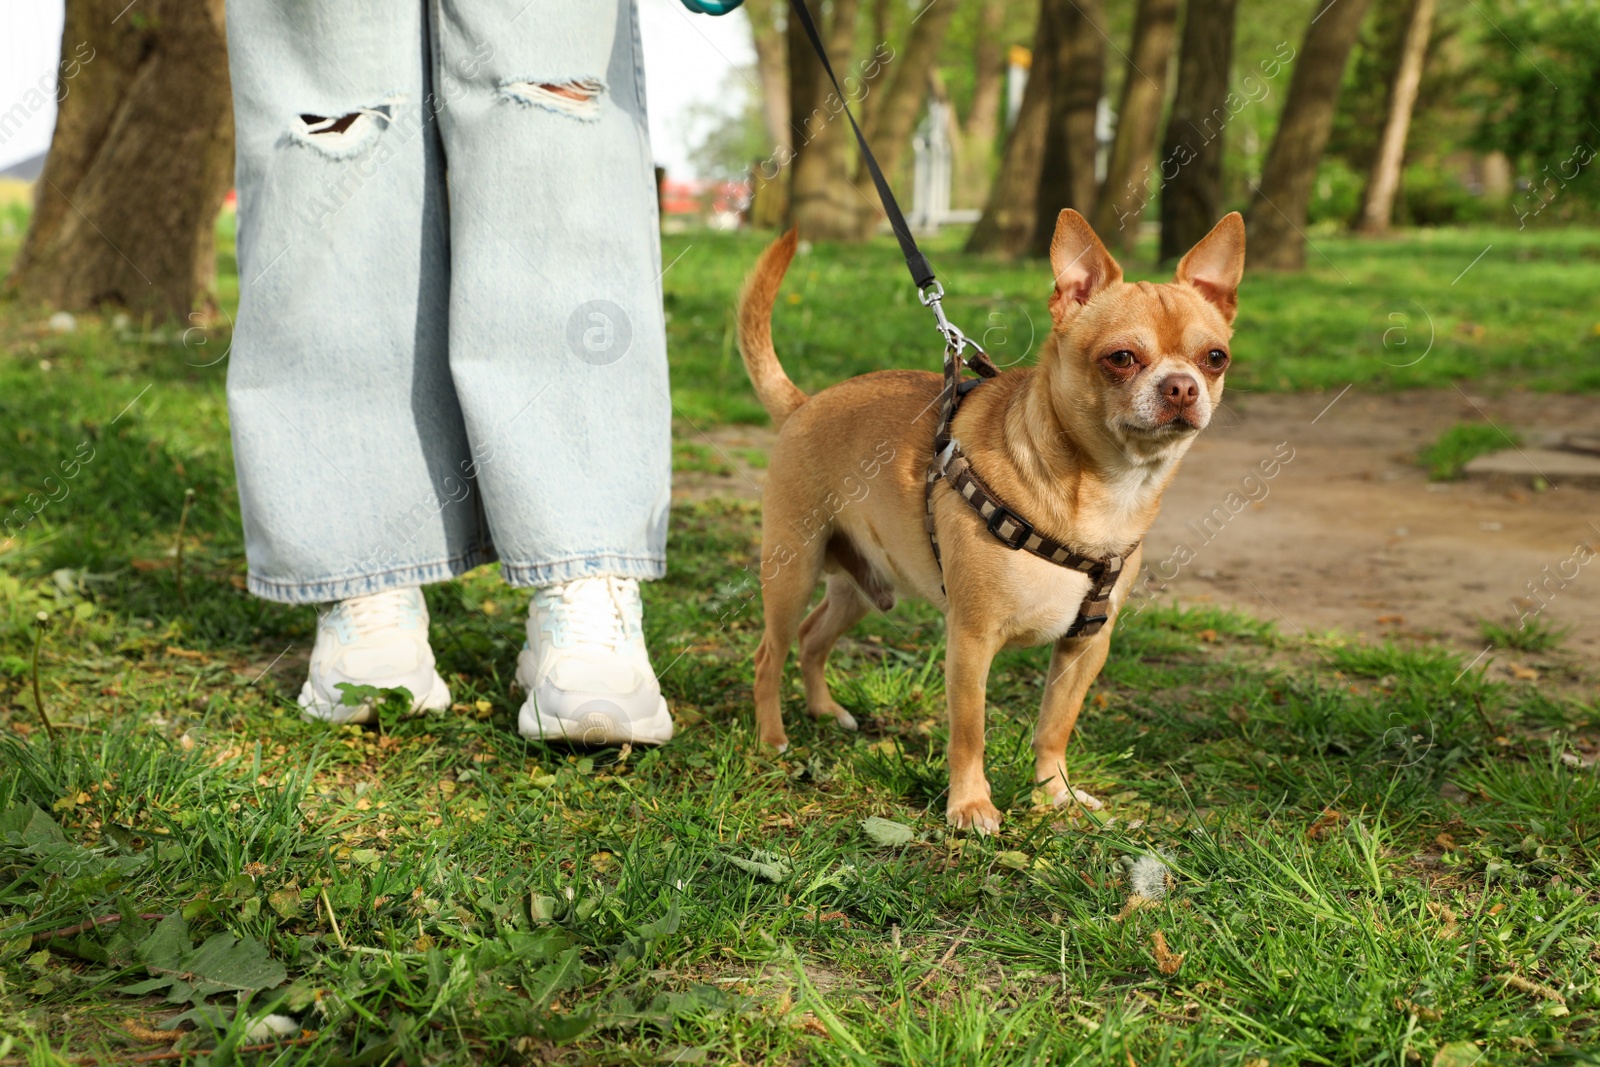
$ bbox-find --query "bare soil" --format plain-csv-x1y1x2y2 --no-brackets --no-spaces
674,389,1600,680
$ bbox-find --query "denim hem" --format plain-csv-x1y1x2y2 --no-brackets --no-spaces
500,553,666,589
247,544,499,605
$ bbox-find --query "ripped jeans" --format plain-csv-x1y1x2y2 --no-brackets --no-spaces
225,0,671,605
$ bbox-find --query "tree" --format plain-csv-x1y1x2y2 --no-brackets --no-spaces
6,0,233,319
954,0,1007,209
849,0,960,237
1031,0,1106,258
965,1,1056,257
1357,0,1435,233
788,0,864,240
1247,0,1374,270
1157,0,1240,262
1091,0,1180,248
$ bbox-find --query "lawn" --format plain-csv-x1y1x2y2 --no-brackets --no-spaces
1,217,1598,1064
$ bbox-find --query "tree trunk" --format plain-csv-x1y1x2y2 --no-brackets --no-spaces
7,0,233,319
1247,0,1374,269
1157,0,1240,262
1357,0,1435,234
789,0,864,240
954,0,1006,209
1090,0,1179,249
748,0,790,151
850,0,959,237
1031,0,1106,258
964,2,1056,257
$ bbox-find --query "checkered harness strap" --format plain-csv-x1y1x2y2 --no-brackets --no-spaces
923,345,1136,640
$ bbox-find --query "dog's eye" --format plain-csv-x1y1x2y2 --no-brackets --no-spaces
1204,349,1230,370
1105,350,1136,369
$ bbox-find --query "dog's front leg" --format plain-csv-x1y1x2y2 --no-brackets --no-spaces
944,619,1005,833
1033,632,1112,811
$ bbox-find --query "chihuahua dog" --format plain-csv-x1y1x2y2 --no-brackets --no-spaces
736,209,1245,832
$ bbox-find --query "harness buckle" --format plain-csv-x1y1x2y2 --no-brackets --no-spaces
985,506,1033,549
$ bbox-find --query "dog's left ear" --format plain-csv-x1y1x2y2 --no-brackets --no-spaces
1175,212,1246,323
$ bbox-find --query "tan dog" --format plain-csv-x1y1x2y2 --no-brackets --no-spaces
736,209,1245,832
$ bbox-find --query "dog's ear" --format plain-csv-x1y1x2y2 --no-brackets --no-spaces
1175,212,1246,323
1049,209,1122,322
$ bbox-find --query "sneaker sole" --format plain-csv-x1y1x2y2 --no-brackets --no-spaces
298,670,452,725
517,694,673,746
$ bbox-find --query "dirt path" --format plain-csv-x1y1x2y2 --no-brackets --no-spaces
674,389,1600,677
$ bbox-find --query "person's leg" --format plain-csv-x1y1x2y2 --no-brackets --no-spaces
431,0,673,742
227,0,492,605
227,1,489,720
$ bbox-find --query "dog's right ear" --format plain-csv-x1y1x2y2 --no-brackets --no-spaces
1049,209,1122,324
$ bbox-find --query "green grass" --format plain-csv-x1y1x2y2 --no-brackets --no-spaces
2,219,1599,1063
1480,617,1573,655
1420,423,1523,481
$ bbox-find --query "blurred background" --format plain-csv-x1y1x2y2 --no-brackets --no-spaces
2,0,1595,320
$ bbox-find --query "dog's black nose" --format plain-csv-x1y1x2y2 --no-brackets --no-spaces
1160,374,1200,408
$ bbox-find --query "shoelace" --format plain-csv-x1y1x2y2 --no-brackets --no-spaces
540,576,637,650
331,589,418,635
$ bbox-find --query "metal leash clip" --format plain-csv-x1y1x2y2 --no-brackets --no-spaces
920,280,994,375
918,281,973,355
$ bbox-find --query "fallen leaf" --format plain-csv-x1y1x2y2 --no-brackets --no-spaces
1506,663,1538,681
861,817,914,847
1392,997,1443,1022
996,850,1031,870
1197,629,1218,643
1151,930,1184,975
1307,808,1341,841
1376,614,1404,625
1433,1040,1486,1067
723,850,791,883
1435,832,1457,850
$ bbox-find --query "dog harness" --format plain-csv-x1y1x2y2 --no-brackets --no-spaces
920,295,1137,639
787,0,1134,639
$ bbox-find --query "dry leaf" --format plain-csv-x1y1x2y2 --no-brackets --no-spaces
1506,663,1538,681
1435,832,1457,850
1498,972,1564,1003
1393,997,1443,1022
1112,894,1161,922
1151,930,1184,975
120,1018,186,1044
1376,614,1405,625
1307,808,1341,841
1197,629,1218,643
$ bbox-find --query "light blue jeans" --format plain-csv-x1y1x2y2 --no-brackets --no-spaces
226,0,671,605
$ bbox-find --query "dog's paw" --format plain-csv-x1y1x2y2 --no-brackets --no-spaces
810,700,859,731
1069,787,1104,810
946,797,1002,835
1038,779,1105,811
759,728,790,753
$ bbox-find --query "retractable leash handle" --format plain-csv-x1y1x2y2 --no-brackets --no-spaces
785,0,986,366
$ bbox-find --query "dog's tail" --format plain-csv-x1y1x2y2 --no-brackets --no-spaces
737,227,807,428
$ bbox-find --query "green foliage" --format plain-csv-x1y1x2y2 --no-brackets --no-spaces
1419,422,1519,480
1476,0,1600,204
119,913,286,1005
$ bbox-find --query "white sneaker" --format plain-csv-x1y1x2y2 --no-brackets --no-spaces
516,575,673,745
298,588,451,724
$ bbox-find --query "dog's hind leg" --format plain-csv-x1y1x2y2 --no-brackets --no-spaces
752,520,828,752
797,572,872,730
